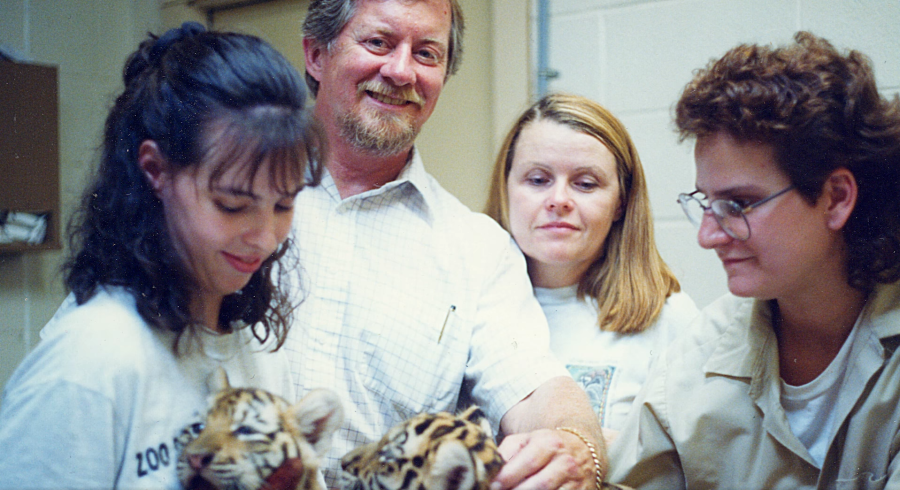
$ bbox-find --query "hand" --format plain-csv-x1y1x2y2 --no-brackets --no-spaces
263,457,305,490
491,428,596,490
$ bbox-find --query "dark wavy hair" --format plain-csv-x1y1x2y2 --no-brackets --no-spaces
301,0,465,95
63,23,323,350
675,31,900,292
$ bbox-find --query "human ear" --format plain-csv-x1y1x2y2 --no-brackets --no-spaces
303,37,326,84
822,167,858,231
138,140,170,197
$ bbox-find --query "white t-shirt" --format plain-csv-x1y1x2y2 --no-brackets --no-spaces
781,320,860,468
535,286,698,431
0,287,294,490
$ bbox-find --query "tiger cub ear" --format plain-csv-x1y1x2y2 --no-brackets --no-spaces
460,406,493,438
206,367,231,393
424,441,478,490
293,389,344,456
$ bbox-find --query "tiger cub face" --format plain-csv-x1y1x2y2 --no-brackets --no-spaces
177,369,343,490
340,406,503,490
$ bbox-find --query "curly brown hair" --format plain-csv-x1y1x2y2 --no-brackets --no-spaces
675,31,900,292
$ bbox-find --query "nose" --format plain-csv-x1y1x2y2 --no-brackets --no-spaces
696,212,731,249
188,452,213,471
380,45,416,86
244,211,282,254
546,183,573,213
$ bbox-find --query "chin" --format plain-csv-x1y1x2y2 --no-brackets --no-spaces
726,277,773,300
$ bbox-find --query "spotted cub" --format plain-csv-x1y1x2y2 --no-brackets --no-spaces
340,406,502,490
340,406,633,490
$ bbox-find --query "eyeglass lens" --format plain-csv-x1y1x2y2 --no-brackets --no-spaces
679,194,750,240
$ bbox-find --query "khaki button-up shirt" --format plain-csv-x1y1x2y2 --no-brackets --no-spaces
608,282,900,490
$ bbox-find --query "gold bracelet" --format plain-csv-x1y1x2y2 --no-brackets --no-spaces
556,426,603,490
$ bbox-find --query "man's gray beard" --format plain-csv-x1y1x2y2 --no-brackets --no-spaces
338,110,418,157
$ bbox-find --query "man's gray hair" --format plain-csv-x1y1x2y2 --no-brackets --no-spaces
302,0,465,95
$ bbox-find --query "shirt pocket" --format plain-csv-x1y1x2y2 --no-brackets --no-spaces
357,302,471,415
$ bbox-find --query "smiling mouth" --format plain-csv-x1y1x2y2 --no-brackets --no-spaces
358,80,424,108
223,252,262,274
367,91,409,106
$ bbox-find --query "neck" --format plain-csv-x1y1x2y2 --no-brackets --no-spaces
192,292,226,334
774,278,867,385
327,143,412,199
528,260,587,289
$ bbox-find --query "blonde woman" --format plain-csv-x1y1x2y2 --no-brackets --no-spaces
485,93,698,434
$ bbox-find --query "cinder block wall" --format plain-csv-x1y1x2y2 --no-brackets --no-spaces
546,0,900,308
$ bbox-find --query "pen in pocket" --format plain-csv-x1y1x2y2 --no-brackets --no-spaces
437,305,456,343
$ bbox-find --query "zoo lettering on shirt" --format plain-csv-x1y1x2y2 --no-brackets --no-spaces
133,422,199,479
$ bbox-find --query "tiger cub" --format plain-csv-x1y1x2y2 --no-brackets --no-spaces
340,406,503,490
177,369,343,490
340,406,634,490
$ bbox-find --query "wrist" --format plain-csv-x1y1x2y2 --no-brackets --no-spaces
556,426,603,490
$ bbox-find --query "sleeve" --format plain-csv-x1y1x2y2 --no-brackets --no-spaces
0,379,120,489
607,349,686,490
463,226,569,430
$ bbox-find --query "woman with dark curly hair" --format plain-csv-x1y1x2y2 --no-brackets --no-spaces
608,32,900,489
0,23,321,489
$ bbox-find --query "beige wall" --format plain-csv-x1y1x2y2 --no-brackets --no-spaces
0,0,529,391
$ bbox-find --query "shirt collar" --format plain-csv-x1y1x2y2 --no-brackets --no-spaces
319,147,435,199
704,281,900,379
394,147,436,205
318,147,434,221
865,281,900,340
704,297,777,379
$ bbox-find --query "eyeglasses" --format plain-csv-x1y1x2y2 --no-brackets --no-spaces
677,185,794,240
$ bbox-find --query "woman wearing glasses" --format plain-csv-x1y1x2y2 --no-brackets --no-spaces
608,32,900,489
485,93,698,437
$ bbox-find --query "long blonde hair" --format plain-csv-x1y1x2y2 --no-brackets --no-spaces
485,93,679,333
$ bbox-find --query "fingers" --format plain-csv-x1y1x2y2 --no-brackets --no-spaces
494,433,555,490
496,432,532,464
492,429,593,490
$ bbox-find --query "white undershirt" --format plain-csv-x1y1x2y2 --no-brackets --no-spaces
780,319,860,468
535,285,698,430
